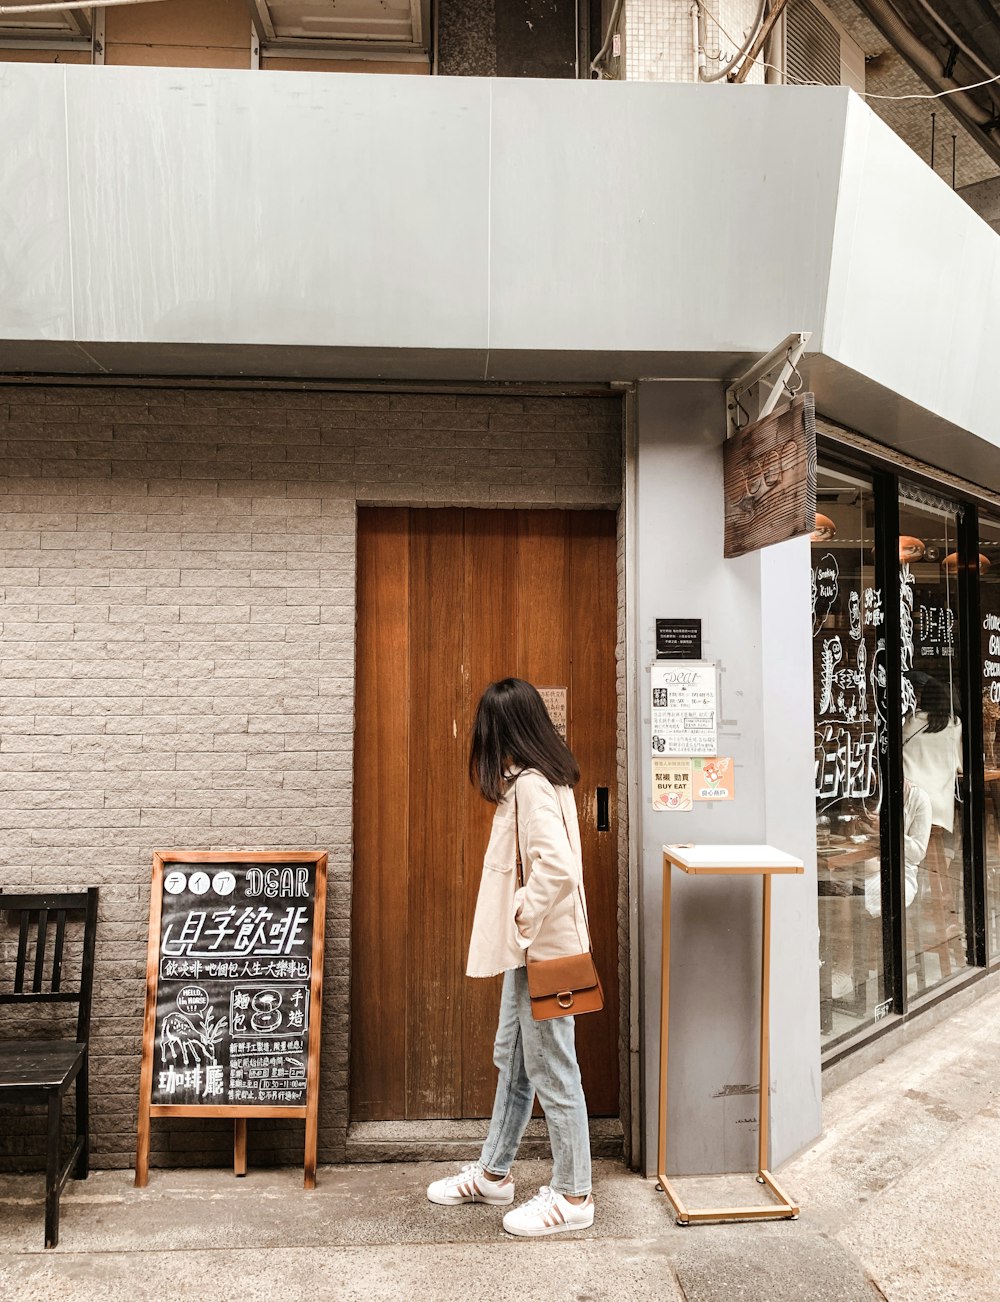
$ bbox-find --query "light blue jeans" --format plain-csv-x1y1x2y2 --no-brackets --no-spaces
479,966,592,1197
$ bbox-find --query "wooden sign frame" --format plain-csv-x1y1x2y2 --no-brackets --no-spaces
723,391,817,559
135,849,328,1189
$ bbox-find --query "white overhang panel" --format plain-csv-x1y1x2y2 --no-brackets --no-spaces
0,66,997,487
817,93,1000,486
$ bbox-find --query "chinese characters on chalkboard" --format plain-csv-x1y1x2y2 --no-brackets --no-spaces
152,863,317,1107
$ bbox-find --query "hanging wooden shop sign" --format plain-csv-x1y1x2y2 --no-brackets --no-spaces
135,849,328,1189
723,392,817,559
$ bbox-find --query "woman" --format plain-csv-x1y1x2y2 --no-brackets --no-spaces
426,678,595,1237
862,778,932,917
902,677,964,964
902,678,963,839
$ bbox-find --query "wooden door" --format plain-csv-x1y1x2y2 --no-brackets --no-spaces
351,508,619,1121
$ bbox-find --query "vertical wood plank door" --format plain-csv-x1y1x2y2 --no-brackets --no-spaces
352,508,619,1121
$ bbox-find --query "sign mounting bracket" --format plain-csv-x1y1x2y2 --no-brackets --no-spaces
726,332,812,438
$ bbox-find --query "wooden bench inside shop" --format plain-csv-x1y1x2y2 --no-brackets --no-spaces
0,888,99,1248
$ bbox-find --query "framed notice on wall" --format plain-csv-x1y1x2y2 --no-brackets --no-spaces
650,661,719,758
135,850,328,1189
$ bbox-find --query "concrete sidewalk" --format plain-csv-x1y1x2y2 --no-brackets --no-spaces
3,986,1000,1302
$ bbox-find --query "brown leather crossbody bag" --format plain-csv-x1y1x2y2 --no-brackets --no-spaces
514,784,604,1021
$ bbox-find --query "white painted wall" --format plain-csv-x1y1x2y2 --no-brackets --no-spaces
2,67,998,483
635,380,821,1175
822,95,1000,466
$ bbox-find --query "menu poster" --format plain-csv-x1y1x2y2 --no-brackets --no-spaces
651,661,719,758
652,759,693,812
136,850,327,1189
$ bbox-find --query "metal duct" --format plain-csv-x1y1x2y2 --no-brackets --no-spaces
853,0,1000,167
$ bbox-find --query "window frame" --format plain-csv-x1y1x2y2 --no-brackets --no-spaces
817,436,993,1062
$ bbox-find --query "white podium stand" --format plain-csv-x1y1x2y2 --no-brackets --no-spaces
657,843,803,1225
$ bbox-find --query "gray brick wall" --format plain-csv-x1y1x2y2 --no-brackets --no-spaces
0,383,623,1171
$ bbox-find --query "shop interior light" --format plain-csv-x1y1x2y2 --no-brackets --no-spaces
899,535,926,563
812,513,836,542
942,552,992,573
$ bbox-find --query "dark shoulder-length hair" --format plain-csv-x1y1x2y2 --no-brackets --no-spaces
469,677,580,803
920,678,954,734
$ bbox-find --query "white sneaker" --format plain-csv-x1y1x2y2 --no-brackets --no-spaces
426,1162,515,1206
502,1185,594,1237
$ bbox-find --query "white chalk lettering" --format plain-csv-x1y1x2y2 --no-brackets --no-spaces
246,866,310,899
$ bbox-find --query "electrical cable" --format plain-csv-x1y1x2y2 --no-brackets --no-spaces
696,0,1000,103
859,71,1000,102
697,0,768,82
755,59,1000,101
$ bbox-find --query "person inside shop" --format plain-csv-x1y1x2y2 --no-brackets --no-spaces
862,779,933,918
426,678,595,1238
901,674,964,951
826,781,932,1001
903,675,963,856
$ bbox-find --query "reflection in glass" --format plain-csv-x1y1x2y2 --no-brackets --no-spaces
898,490,969,994
981,517,1000,960
813,468,886,1045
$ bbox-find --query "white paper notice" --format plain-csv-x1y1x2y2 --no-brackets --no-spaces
537,687,568,741
652,759,693,812
650,661,718,757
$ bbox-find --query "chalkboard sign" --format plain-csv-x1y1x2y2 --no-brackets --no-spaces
135,850,327,1189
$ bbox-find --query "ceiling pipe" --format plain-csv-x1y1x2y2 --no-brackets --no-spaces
590,0,623,77
854,0,1000,166
908,0,998,86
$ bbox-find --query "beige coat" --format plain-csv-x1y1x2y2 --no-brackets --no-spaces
466,768,590,979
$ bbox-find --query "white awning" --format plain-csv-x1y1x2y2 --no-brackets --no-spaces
1,65,998,486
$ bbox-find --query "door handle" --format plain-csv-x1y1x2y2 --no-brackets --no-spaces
596,787,610,832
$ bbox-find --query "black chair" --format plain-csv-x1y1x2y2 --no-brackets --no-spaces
0,888,98,1248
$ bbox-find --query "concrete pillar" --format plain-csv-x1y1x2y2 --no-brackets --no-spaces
634,379,821,1176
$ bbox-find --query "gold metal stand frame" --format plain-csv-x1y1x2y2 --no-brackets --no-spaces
656,846,803,1225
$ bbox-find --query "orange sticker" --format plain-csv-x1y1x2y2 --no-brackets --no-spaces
693,756,735,801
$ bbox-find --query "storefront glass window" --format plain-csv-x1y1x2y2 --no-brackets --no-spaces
813,467,886,1044
898,490,969,995
980,516,1000,960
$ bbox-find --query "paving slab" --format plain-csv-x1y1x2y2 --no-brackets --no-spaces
670,1229,881,1302
787,988,1000,1240
0,1159,667,1255
784,986,1000,1301
835,1109,1000,1302
0,1241,687,1302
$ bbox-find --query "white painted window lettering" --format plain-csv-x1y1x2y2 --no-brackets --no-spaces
984,613,1000,705
812,552,886,801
